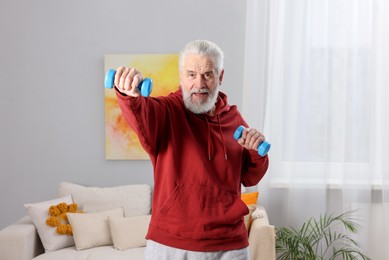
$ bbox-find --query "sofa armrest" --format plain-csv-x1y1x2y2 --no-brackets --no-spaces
248,206,276,260
0,216,44,260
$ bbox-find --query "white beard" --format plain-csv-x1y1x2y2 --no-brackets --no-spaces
182,87,219,114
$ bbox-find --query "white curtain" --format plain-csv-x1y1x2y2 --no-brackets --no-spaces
243,0,389,259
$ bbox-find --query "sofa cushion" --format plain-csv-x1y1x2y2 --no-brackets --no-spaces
58,182,151,217
67,208,124,250
243,204,258,231
241,191,259,205
109,215,151,251
24,195,75,252
33,246,146,260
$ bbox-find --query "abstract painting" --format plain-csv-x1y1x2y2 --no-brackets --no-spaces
104,54,179,160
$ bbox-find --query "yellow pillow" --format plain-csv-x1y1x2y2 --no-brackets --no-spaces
241,191,259,205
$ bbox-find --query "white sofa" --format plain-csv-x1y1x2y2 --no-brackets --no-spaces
0,182,276,260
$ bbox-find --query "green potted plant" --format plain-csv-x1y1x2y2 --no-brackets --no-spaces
276,210,370,260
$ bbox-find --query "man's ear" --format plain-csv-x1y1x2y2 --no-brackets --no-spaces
219,69,225,85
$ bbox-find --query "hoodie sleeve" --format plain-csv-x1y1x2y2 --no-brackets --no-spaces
236,114,269,187
115,88,167,156
241,150,269,187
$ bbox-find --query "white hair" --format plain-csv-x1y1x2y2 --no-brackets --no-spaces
179,40,224,75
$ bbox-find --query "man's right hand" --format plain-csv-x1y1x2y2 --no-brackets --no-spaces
114,67,143,97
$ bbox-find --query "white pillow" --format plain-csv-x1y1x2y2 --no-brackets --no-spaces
109,215,151,251
24,195,74,252
58,182,151,217
67,208,124,250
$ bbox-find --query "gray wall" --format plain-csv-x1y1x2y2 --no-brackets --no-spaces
0,0,247,229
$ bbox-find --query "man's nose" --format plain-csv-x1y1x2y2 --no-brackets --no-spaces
196,75,206,87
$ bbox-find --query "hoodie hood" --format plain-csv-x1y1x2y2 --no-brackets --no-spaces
174,88,231,161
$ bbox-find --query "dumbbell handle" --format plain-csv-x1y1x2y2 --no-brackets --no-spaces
233,125,271,157
104,69,153,97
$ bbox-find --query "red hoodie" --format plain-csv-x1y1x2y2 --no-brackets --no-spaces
115,88,269,252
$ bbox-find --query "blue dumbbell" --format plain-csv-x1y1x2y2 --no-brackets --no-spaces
233,125,271,156
104,69,153,97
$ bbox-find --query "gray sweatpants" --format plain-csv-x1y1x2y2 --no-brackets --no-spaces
144,240,250,260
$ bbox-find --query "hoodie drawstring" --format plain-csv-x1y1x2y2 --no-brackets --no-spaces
205,117,212,161
204,115,228,161
217,115,228,160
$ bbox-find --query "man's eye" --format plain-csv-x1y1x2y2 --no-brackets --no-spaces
204,73,213,80
189,73,196,78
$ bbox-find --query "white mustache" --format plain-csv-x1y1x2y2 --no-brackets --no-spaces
191,88,209,94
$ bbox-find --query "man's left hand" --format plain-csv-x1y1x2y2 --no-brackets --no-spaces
237,128,266,151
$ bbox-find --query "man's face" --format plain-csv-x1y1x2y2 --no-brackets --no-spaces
180,54,224,114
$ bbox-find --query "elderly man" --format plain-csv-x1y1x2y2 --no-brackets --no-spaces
114,40,269,260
